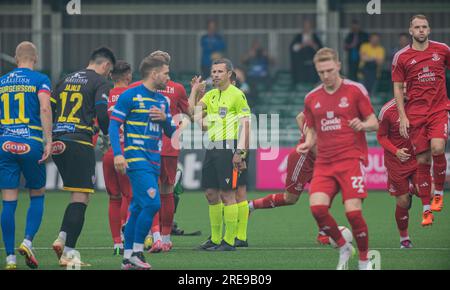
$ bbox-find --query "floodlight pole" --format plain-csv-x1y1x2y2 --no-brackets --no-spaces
316,0,328,44
32,0,43,70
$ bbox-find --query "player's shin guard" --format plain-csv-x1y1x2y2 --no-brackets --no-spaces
25,195,45,241
223,204,238,246
109,198,122,244
417,163,432,207
61,202,87,248
310,205,346,247
395,205,409,238
209,203,223,244
1,200,17,256
237,201,249,241
160,193,175,236
252,193,287,209
135,202,160,245
432,154,447,192
346,210,369,261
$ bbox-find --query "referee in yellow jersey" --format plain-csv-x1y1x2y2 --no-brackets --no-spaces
189,58,251,251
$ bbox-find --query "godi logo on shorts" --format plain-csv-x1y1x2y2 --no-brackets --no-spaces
2,141,31,154
52,141,66,155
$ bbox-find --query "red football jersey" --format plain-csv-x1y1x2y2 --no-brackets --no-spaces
392,41,450,117
304,79,374,165
377,99,417,173
108,86,129,144
129,80,189,156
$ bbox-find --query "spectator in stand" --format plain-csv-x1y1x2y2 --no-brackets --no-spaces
232,68,253,107
290,19,323,87
344,19,369,81
359,33,385,96
200,19,226,79
241,40,273,100
390,33,411,61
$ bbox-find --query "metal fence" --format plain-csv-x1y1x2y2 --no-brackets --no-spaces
2,27,449,79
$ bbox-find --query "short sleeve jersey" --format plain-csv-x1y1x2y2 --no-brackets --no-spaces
392,41,450,117
200,84,251,142
51,69,112,143
108,86,129,144
304,79,374,165
0,68,51,142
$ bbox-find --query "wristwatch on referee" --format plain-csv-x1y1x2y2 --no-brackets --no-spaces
235,149,248,159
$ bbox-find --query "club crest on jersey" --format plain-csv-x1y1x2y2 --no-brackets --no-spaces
147,187,156,199
51,141,66,155
2,141,30,155
137,94,146,109
432,53,440,61
338,97,349,108
219,107,228,118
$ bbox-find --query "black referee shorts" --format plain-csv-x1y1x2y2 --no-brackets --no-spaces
201,140,250,191
201,148,235,191
52,139,96,193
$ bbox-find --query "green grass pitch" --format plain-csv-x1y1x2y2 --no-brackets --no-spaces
1,191,449,270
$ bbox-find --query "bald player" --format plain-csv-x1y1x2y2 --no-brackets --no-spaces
0,41,53,269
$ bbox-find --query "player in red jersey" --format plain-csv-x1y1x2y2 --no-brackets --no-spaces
378,98,421,247
298,48,378,270
393,15,449,221
102,60,133,255
248,113,330,245
129,51,189,252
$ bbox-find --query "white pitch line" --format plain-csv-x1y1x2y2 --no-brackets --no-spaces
2,247,450,251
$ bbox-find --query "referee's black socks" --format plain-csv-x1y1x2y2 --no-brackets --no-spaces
60,202,88,248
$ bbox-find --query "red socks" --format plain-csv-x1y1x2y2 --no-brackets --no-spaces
151,211,160,234
120,195,131,226
151,194,175,236
395,205,409,238
160,193,175,235
433,154,447,191
253,193,287,209
108,198,122,244
417,163,432,206
346,210,369,261
310,205,346,248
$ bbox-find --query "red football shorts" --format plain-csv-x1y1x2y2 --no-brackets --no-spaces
310,158,368,203
159,156,178,185
386,166,417,197
409,110,448,154
285,150,315,195
102,149,132,198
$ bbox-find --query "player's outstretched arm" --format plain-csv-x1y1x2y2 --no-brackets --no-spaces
38,91,53,163
393,82,409,138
